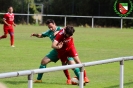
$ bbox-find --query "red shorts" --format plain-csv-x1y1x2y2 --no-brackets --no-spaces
57,45,78,63
3,25,14,35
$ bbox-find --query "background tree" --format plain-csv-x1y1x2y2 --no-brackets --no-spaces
0,0,132,27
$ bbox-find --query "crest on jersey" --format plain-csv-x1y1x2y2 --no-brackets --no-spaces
113,0,133,17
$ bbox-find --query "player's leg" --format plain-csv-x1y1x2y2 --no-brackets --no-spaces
34,49,71,84
69,47,90,83
34,50,56,83
34,56,51,83
0,28,8,39
61,57,72,84
9,27,14,47
84,70,90,83
67,58,80,79
0,34,7,39
73,56,90,83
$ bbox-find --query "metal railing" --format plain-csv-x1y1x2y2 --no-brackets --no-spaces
0,56,133,88
0,13,133,29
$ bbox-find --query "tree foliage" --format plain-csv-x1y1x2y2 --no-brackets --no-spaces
0,0,132,27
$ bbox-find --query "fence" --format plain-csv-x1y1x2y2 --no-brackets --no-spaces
0,13,133,29
0,56,133,88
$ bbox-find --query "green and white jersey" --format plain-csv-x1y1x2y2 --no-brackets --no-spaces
42,26,62,41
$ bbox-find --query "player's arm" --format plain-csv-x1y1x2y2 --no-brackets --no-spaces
3,14,11,26
13,22,16,26
3,19,10,26
52,40,63,49
31,33,43,38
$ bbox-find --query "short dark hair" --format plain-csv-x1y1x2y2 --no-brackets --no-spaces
65,26,75,36
46,19,55,25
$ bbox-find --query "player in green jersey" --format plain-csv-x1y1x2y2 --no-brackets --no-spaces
31,19,73,84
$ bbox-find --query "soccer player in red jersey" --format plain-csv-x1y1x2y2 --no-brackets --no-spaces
52,26,90,83
0,6,16,47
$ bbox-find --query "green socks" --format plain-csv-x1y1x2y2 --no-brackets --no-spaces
37,65,80,80
37,64,46,80
73,68,80,79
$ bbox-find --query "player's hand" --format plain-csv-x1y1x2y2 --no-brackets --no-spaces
13,24,16,27
58,42,63,49
7,24,11,26
30,33,34,37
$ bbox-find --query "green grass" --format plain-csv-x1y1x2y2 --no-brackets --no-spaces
0,24,133,88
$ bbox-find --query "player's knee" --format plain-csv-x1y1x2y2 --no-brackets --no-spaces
3,35,7,38
41,61,47,65
68,60,75,65
41,57,51,65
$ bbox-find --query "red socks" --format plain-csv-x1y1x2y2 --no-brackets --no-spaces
63,70,71,80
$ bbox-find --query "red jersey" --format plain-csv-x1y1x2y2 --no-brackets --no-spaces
54,28,78,62
54,28,74,50
3,12,14,27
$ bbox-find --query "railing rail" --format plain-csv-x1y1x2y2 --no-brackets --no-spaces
0,56,133,88
0,13,133,29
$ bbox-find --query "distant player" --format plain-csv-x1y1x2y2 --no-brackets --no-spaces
0,6,16,47
31,19,73,84
52,26,90,83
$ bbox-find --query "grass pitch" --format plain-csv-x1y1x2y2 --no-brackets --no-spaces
0,24,133,88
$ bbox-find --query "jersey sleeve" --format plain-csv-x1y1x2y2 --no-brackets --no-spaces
54,32,62,43
3,14,7,20
56,26,62,31
41,30,50,37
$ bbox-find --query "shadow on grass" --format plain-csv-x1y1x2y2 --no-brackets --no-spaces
104,82,133,88
4,81,67,85
41,81,67,85
4,81,27,84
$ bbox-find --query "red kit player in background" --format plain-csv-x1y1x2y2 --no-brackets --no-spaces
0,6,16,47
